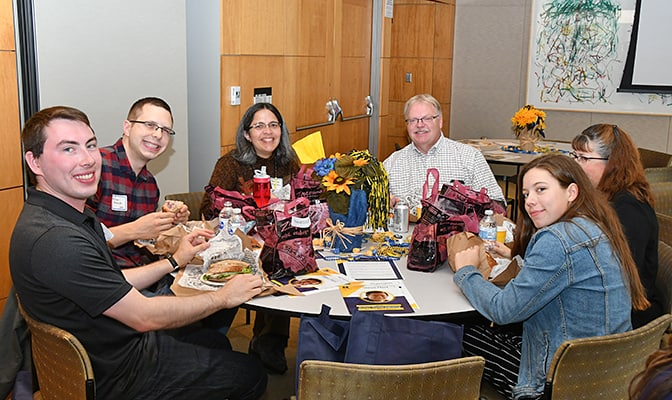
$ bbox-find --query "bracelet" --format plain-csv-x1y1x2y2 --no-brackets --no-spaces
166,254,180,272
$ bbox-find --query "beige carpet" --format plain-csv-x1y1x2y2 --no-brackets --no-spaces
228,308,506,400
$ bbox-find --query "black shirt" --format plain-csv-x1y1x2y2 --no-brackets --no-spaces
612,190,664,328
9,188,155,400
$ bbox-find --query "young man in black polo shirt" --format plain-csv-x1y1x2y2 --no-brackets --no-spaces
10,106,267,400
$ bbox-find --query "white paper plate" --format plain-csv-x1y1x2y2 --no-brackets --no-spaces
199,273,227,287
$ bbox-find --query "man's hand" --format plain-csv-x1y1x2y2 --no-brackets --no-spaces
172,229,214,266
173,203,190,225
390,194,400,208
214,274,264,308
132,212,177,240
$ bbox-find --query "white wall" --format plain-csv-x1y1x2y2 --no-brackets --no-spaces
451,0,671,153
186,0,220,193
33,0,190,198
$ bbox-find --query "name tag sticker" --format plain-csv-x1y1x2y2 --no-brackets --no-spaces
271,177,283,191
111,194,128,212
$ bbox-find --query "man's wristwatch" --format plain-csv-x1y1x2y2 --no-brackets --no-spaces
166,254,180,272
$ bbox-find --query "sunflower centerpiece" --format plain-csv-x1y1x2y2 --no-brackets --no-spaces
511,104,546,152
313,150,389,252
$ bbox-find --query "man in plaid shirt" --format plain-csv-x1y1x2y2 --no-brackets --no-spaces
87,97,189,269
383,94,505,214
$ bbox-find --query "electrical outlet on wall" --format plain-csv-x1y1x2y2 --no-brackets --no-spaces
230,86,241,105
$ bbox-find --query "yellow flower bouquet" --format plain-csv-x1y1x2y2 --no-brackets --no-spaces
511,105,546,152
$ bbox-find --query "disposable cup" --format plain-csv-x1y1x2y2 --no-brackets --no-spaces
496,226,506,243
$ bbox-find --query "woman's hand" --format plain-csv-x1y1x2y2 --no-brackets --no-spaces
454,245,482,272
490,241,512,259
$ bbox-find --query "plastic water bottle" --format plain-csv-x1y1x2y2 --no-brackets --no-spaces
479,209,497,251
228,208,246,235
218,201,233,233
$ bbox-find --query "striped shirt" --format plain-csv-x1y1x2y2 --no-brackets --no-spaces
383,135,504,212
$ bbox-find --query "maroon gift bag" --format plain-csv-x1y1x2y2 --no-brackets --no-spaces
257,198,318,280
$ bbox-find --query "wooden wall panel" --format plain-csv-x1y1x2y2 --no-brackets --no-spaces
285,56,329,130
0,0,19,316
220,0,242,54
389,58,432,101
343,118,370,151
285,0,328,57
0,52,22,189
0,0,14,50
379,58,391,118
434,3,454,59
0,188,23,313
341,0,372,58
441,102,451,137
390,4,434,58
339,58,369,115
222,0,285,56
220,56,242,147
432,58,453,103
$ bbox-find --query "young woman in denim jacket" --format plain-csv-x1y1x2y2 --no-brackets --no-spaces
454,154,650,399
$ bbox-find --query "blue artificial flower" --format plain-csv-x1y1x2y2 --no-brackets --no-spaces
314,157,337,177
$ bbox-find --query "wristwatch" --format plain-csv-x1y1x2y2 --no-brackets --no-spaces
166,254,180,272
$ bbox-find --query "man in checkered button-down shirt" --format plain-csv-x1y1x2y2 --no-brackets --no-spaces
383,94,505,215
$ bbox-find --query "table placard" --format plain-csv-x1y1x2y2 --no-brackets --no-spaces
339,280,418,314
338,260,403,280
271,267,353,295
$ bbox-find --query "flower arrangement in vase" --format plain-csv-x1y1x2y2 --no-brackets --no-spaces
511,105,546,152
312,150,389,251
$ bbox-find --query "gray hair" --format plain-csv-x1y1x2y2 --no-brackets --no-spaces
403,94,442,119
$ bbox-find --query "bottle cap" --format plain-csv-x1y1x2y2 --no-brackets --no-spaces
254,166,269,179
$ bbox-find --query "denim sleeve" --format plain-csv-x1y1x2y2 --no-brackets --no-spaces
454,230,569,325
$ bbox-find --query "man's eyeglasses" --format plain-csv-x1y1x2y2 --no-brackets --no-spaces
249,121,281,131
129,120,175,136
569,151,608,163
405,114,440,126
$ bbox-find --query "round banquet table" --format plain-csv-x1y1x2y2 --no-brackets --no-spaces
243,256,477,321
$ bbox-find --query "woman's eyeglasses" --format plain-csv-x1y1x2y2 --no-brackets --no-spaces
249,121,281,131
569,151,608,163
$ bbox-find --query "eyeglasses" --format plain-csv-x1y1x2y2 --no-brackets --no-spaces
405,114,440,126
249,121,281,131
569,151,608,163
128,120,175,136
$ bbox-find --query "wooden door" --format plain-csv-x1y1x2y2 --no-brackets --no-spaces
220,0,373,157
320,0,372,155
